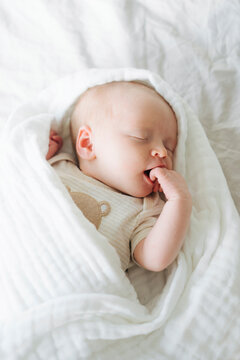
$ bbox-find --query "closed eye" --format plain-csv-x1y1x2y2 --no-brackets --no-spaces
166,148,174,157
163,142,174,154
130,136,148,142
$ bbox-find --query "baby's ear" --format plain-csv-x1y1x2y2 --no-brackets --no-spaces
76,125,96,160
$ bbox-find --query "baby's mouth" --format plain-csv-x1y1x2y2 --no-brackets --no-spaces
143,169,153,184
144,169,151,178
144,165,167,183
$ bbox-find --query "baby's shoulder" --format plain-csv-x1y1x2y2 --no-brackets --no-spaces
48,152,79,175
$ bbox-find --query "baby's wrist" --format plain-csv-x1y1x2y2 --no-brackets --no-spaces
168,192,192,207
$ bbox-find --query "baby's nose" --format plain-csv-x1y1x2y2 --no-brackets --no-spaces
151,146,167,158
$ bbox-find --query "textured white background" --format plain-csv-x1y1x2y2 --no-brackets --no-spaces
1,0,239,212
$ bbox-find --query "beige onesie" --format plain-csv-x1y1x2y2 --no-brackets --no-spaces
49,153,165,271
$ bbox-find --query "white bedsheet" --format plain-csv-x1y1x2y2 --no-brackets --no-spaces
1,0,240,214
0,1,240,359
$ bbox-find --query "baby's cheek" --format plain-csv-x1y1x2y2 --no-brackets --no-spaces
165,157,172,170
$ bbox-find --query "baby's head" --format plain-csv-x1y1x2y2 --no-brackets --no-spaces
70,81,177,197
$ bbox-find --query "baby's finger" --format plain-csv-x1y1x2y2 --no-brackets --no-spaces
153,181,159,192
51,134,63,147
149,167,167,182
149,172,156,182
50,129,57,137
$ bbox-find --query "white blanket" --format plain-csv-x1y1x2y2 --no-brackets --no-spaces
0,68,239,359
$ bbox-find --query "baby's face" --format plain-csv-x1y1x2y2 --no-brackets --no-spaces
86,84,177,197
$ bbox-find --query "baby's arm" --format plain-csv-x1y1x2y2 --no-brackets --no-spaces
133,167,192,272
46,130,63,160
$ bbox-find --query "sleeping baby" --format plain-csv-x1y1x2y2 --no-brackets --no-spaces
46,81,192,271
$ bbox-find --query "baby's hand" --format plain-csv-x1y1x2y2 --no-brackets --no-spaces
46,130,63,160
150,167,191,202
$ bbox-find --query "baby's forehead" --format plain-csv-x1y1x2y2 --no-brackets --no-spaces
74,81,152,114
74,81,171,128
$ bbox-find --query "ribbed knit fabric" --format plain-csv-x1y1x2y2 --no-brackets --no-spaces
49,152,164,270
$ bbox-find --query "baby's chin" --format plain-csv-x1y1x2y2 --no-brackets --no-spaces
125,187,153,198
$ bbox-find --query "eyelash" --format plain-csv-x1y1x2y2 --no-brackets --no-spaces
131,136,148,142
130,136,174,153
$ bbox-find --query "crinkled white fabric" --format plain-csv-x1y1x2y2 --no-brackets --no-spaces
0,68,239,360
1,0,240,214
